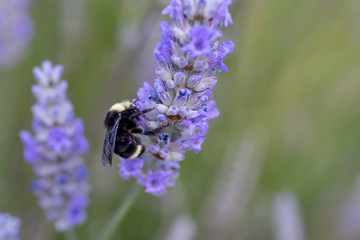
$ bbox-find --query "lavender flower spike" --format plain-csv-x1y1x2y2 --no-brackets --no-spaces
117,0,234,196
0,213,21,240
20,61,90,231
0,0,34,68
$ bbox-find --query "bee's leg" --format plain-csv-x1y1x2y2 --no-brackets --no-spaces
129,128,159,137
140,108,154,114
129,123,162,136
130,128,144,134
129,108,154,119
143,130,157,136
130,126,159,135
143,127,163,136
130,127,158,136
129,112,141,119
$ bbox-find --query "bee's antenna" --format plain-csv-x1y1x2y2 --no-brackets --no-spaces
133,99,139,105
140,108,154,114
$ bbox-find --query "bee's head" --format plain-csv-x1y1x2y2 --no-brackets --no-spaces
122,105,141,119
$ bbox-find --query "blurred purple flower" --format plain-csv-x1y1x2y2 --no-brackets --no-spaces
47,127,73,154
0,213,21,240
165,214,197,240
66,195,89,225
20,61,90,232
116,0,234,196
338,176,360,239
271,191,306,240
0,0,34,68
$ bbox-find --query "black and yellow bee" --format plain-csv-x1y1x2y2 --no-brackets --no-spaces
102,100,152,166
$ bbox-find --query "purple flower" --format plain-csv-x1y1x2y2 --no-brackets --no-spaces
208,41,234,72
140,171,172,196
182,26,217,57
0,0,34,68
118,158,144,179
20,61,90,231
19,131,40,163
190,135,206,154
66,195,88,225
73,119,89,153
47,127,72,154
162,0,187,29
0,213,21,240
116,0,233,196
206,0,233,27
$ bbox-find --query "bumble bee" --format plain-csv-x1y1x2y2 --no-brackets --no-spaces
102,100,152,166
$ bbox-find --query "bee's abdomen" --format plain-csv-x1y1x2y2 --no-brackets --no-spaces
120,144,144,159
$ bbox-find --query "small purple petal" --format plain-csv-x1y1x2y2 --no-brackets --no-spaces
190,135,206,154
19,130,40,163
66,195,88,225
0,213,21,239
209,41,234,72
47,127,72,154
174,72,186,85
140,171,172,196
182,26,217,58
73,119,89,153
118,158,144,179
74,165,88,181
137,82,153,103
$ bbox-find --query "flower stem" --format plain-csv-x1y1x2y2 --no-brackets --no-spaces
65,230,77,240
97,182,142,240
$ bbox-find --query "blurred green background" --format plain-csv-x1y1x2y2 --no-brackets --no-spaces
1,0,360,239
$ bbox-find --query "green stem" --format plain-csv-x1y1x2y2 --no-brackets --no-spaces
65,230,77,240
97,182,142,240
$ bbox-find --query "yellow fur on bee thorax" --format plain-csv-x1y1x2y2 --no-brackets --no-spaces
109,100,135,112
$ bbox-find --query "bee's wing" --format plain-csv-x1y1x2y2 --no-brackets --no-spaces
102,115,121,166
102,130,112,166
